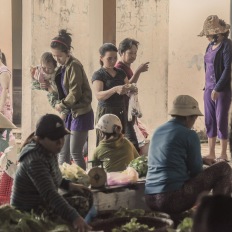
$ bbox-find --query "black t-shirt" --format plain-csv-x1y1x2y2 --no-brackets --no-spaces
92,67,126,107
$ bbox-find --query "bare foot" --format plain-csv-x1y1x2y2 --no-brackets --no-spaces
203,154,216,159
215,155,229,162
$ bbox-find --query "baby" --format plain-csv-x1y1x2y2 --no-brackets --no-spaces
31,52,69,118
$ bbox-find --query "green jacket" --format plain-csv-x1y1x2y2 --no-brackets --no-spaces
55,56,92,117
93,134,139,172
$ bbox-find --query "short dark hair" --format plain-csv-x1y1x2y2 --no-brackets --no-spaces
0,52,7,66
99,43,118,66
118,38,139,55
40,52,57,67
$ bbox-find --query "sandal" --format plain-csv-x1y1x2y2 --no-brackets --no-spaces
214,157,229,163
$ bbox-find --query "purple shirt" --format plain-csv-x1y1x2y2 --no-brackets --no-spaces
204,44,221,90
60,67,94,131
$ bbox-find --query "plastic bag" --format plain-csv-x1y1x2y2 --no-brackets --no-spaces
107,167,139,186
0,146,18,179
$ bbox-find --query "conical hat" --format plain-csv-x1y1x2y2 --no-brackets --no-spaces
0,113,17,129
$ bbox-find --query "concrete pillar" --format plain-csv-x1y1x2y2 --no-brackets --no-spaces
103,0,116,44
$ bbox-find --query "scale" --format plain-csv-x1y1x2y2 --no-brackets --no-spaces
88,160,107,188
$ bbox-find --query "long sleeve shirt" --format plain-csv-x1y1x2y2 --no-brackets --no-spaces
145,118,203,194
10,142,79,223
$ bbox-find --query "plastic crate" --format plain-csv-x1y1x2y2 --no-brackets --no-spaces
0,170,13,205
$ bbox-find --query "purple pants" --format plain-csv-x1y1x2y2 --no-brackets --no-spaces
204,89,231,139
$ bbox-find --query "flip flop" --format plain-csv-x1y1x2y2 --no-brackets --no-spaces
214,158,230,163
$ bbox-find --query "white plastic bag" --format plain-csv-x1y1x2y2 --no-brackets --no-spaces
107,167,139,186
0,146,18,179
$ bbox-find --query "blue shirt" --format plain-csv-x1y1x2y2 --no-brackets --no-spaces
145,118,203,194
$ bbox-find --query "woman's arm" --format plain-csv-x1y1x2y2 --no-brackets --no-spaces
129,62,149,84
0,72,10,113
92,80,127,101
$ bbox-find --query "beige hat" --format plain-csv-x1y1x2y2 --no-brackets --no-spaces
96,114,122,133
169,95,203,116
0,112,17,129
198,15,230,37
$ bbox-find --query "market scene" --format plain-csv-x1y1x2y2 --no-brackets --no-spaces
1,0,232,231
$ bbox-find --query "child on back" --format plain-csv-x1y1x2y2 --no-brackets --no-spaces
31,52,69,118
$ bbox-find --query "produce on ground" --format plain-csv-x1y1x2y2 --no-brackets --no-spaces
128,156,148,177
0,204,76,232
112,218,155,232
60,162,90,187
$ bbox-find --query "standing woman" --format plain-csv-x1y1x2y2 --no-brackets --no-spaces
50,29,94,170
92,43,136,146
199,15,232,162
116,38,149,152
0,50,15,143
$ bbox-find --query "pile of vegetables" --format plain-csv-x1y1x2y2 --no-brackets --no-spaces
0,204,75,232
112,218,155,232
60,162,90,187
128,156,148,177
168,217,193,232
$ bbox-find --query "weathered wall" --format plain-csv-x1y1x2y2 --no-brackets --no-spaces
0,0,12,70
10,0,232,153
116,0,169,135
169,0,231,132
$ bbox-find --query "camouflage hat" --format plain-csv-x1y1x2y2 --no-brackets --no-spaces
198,15,230,37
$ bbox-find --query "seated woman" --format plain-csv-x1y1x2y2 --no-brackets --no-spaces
10,114,92,231
93,114,139,172
145,95,232,214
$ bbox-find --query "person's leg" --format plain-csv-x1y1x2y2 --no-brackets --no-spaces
70,130,88,170
208,137,216,159
124,119,140,152
216,90,231,160
58,134,71,165
145,162,232,214
204,89,217,158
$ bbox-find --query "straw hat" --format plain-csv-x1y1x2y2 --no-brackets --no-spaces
169,95,203,117
0,112,17,129
198,15,230,37
96,114,122,133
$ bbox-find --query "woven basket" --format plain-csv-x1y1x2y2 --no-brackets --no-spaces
91,216,174,232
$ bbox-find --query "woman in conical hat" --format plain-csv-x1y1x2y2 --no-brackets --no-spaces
0,112,17,129
198,15,232,162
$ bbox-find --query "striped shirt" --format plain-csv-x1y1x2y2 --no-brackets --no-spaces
10,141,79,222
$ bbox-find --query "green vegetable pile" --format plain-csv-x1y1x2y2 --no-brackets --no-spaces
167,217,193,232
112,218,155,232
0,204,76,232
176,217,193,232
128,156,148,177
113,207,170,219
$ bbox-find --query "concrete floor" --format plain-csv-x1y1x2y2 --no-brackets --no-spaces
201,142,231,161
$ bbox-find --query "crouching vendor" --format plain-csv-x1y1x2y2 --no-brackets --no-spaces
10,114,93,231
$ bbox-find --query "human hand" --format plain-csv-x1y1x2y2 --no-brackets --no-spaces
55,103,62,112
69,182,91,194
60,114,67,120
202,157,216,166
211,90,219,101
136,62,149,73
30,66,37,78
73,216,92,231
40,80,50,90
115,85,128,95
